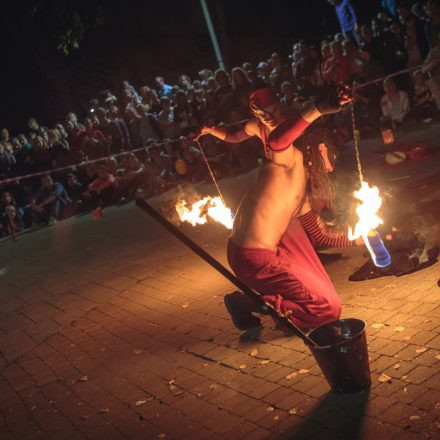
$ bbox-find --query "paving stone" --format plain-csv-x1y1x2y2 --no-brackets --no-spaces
1,168,439,439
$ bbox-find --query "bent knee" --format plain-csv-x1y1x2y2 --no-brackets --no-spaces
327,298,342,321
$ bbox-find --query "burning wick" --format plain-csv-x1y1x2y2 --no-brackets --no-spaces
348,181,391,268
176,196,234,229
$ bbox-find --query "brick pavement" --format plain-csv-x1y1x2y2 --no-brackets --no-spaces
0,129,440,439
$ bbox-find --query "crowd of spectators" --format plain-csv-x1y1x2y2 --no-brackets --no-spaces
1,0,440,237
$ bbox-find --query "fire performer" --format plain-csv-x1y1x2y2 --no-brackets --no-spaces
198,85,356,333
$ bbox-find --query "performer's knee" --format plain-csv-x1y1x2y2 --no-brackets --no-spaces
328,297,342,321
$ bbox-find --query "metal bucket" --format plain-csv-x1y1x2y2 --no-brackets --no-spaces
305,319,371,394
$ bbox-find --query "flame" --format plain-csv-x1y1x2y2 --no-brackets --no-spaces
176,196,234,229
348,181,383,240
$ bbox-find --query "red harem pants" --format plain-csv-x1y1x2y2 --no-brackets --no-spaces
227,218,341,330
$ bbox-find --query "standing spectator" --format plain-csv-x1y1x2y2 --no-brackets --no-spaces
382,0,397,17
413,0,440,50
231,67,252,114
342,39,364,78
322,40,350,83
214,69,234,119
174,90,199,136
380,78,410,128
158,96,180,139
398,3,429,63
423,35,440,109
135,103,162,145
412,69,436,121
79,117,108,159
154,76,173,98
140,86,161,115
280,81,295,108
327,0,361,46
291,41,319,96
178,74,192,90
108,105,132,152
371,18,407,74
32,173,71,226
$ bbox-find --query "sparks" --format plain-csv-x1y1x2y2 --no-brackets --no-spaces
176,196,234,229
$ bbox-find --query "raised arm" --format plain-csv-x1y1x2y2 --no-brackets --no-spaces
196,120,256,143
268,85,351,151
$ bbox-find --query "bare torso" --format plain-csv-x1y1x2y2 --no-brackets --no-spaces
231,119,309,250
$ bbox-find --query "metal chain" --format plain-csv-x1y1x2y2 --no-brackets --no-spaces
195,138,226,205
350,103,364,183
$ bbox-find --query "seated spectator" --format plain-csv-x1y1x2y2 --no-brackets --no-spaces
85,164,118,208
65,172,88,213
380,78,410,128
177,136,205,183
65,172,86,202
32,173,72,226
117,153,147,199
412,69,436,121
143,143,173,194
0,191,24,236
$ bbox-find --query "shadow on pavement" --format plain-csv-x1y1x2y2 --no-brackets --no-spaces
284,389,370,439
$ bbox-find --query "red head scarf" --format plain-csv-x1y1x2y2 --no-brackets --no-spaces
249,87,278,110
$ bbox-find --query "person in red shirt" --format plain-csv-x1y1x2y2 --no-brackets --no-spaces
78,117,109,159
322,41,350,84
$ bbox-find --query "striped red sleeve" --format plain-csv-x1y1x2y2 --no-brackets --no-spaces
298,210,354,248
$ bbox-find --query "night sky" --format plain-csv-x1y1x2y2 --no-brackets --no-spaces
0,0,382,133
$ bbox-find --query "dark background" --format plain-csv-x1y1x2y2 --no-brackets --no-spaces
0,0,383,133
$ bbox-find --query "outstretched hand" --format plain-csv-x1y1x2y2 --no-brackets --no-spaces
315,82,352,115
194,125,214,141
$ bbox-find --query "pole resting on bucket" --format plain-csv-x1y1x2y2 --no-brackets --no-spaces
135,197,318,348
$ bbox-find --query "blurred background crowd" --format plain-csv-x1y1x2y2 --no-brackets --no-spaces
1,0,440,237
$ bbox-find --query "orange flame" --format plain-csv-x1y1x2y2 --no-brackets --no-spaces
176,196,234,229
348,181,383,241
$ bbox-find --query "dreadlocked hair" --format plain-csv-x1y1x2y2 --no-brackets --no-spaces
297,125,336,213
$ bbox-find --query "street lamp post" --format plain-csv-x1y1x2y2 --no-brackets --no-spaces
200,0,225,70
